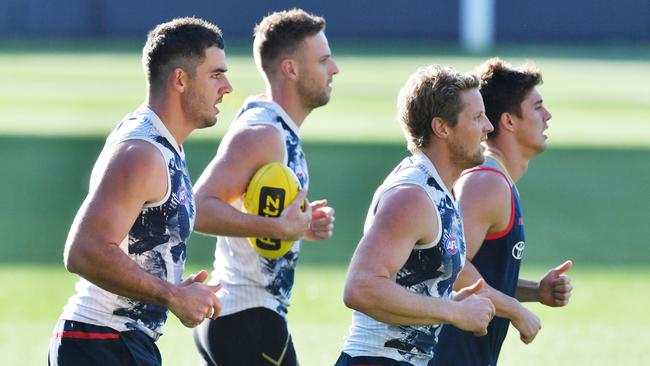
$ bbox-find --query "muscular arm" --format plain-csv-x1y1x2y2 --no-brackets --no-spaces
343,185,494,333
453,171,541,343
64,141,221,327
193,125,310,240
453,172,522,318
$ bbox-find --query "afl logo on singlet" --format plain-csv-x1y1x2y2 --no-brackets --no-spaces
512,241,525,259
446,237,459,255
178,186,187,205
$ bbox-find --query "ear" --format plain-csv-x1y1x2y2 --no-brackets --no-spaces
170,68,188,93
279,58,299,81
499,112,516,133
431,117,450,139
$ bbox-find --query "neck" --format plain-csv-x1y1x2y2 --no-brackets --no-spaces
266,83,311,127
418,146,463,193
484,139,530,183
146,92,191,147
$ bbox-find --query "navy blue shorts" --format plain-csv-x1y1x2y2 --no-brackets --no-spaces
48,319,161,366
193,307,297,366
334,352,415,366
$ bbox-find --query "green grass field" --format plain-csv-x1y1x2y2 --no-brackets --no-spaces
1,42,648,365
2,265,649,365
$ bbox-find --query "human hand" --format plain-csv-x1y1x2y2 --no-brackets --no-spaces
276,189,311,241
168,270,222,328
511,304,541,344
303,199,335,241
453,277,489,301
538,260,573,307
452,279,495,336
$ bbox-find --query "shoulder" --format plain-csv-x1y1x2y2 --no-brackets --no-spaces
379,184,432,213
373,184,437,243
220,124,285,164
238,105,277,123
97,140,167,201
457,169,510,201
455,169,511,219
107,139,166,171
229,123,283,145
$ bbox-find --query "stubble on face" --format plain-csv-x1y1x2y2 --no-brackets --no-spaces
295,32,335,111
181,82,217,129
448,90,489,170
448,134,486,170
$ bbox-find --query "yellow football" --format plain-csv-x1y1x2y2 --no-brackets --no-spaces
243,162,301,259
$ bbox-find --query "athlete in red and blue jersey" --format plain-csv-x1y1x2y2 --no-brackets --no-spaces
432,58,573,366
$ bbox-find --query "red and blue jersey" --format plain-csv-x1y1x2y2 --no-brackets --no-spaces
432,156,526,366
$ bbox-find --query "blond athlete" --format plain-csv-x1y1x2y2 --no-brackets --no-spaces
337,65,495,366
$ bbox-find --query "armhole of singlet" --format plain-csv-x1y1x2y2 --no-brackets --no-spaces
462,167,515,240
407,183,442,250
373,182,442,250
120,137,172,209
246,119,288,166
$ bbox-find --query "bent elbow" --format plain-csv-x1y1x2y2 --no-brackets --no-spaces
63,244,87,275
343,281,370,312
343,288,357,310
63,250,80,274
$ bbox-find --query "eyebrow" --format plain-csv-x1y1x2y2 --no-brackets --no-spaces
211,67,228,73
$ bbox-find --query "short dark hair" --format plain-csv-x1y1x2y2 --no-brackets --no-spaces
142,17,224,93
477,57,543,137
253,8,325,77
397,65,480,153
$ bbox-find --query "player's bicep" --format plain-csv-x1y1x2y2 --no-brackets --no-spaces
194,125,284,205
349,186,436,281
68,142,167,249
456,172,510,259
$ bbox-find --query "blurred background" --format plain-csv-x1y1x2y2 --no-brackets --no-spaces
1,1,648,365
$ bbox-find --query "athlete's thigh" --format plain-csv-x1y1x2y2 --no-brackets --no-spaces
48,320,136,366
194,307,296,366
334,352,412,366
257,308,296,366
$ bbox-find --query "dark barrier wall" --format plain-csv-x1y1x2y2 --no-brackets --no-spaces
0,0,648,42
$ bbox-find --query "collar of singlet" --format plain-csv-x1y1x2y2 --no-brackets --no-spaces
486,155,513,182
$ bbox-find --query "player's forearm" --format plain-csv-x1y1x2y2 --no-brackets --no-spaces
65,238,177,307
483,284,527,320
456,262,522,319
343,276,455,326
194,196,282,238
515,278,540,302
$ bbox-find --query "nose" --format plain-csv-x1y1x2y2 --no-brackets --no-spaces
330,59,340,75
544,107,552,122
221,76,233,95
484,115,494,133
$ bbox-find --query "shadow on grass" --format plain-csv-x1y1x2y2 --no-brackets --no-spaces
1,135,647,267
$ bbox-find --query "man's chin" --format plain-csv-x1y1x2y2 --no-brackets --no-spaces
469,153,486,169
201,118,218,129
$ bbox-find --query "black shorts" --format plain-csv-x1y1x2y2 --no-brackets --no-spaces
48,319,161,366
334,352,415,366
193,307,297,366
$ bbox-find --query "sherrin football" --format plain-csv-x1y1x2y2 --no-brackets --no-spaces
243,162,301,259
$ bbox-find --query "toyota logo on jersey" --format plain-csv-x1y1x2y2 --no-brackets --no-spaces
512,241,525,259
